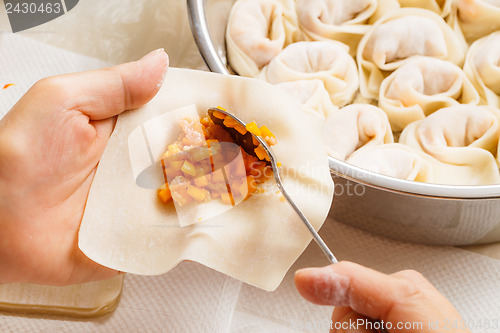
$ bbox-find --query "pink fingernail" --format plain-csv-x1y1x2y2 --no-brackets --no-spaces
304,266,351,306
140,48,165,62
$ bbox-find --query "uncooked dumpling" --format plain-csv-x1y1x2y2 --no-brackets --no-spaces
347,143,435,182
454,0,500,42
379,57,480,131
226,0,299,77
276,79,338,119
464,32,500,109
324,104,394,160
399,105,500,185
260,41,359,107
357,8,467,99
295,0,399,54
396,0,453,17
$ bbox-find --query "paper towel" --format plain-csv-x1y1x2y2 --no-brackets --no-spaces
1,3,500,333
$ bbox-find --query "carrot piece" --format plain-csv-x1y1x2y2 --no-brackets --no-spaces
213,110,226,119
200,116,212,127
234,124,247,135
259,125,275,139
246,175,259,194
245,122,262,137
223,116,240,128
157,184,172,203
254,145,268,161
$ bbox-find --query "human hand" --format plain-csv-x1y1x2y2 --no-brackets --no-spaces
295,261,470,333
0,49,168,285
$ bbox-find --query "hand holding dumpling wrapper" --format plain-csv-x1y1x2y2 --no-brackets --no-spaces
79,68,334,291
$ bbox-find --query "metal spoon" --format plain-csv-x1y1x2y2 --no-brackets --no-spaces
208,107,338,264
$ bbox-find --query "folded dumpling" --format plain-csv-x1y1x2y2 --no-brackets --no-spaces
357,8,467,99
379,57,480,131
400,105,500,185
226,0,299,77
295,0,399,54
347,143,435,182
260,41,359,107
276,79,338,119
396,0,453,17
324,104,394,160
464,32,500,109
454,0,500,42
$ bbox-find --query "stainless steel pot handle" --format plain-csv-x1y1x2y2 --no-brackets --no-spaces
187,0,230,75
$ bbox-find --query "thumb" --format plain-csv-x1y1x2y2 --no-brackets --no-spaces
295,262,468,333
36,48,169,120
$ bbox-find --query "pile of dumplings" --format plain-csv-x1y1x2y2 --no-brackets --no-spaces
226,0,500,186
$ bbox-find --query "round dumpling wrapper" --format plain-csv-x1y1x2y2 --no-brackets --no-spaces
379,56,479,131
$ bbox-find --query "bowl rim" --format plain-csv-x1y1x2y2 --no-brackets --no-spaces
187,0,500,200
329,157,500,199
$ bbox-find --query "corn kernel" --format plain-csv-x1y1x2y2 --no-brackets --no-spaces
181,160,197,176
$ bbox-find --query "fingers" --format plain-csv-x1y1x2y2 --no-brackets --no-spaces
295,261,461,326
33,49,169,120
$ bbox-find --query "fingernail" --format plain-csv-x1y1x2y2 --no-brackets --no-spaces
160,53,169,84
140,48,165,62
140,49,169,88
301,266,351,306
295,267,316,275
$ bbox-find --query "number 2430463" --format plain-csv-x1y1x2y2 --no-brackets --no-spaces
5,2,62,15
